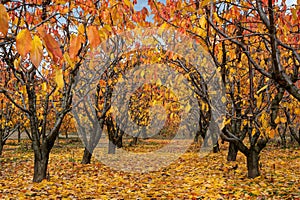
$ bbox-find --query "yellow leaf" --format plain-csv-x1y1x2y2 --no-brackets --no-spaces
256,94,262,108
199,15,207,29
0,4,9,36
274,116,280,124
13,57,21,69
99,28,107,40
194,26,206,37
201,0,212,7
280,117,287,123
42,82,47,92
30,35,43,67
292,8,297,20
185,103,191,112
221,96,226,103
55,69,64,89
224,118,231,126
16,29,32,57
21,85,26,94
261,112,268,129
103,24,112,32
158,22,168,34
107,79,113,86
78,23,85,35
63,53,75,69
123,0,131,7
202,103,209,111
156,78,162,85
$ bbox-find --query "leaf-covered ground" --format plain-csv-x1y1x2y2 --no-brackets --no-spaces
0,139,300,199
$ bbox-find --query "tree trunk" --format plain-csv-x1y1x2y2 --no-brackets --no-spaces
81,147,92,164
213,141,220,153
0,130,3,156
18,128,21,144
194,131,200,143
246,149,260,178
33,147,50,182
116,136,123,148
108,140,116,154
129,136,138,146
227,142,238,161
0,142,3,157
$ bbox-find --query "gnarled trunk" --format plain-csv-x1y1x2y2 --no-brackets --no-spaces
246,149,260,178
33,146,50,182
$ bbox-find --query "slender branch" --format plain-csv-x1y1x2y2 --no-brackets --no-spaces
0,89,30,114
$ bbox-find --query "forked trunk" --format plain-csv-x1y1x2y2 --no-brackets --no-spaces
33,147,50,182
227,142,238,161
81,147,92,164
246,149,260,178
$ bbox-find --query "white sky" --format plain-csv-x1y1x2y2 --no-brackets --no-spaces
285,0,297,5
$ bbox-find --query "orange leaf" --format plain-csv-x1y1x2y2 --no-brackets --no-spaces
87,26,100,49
69,34,83,59
36,25,47,38
0,4,8,36
16,29,32,57
37,25,62,63
30,35,43,67
44,34,62,63
269,129,276,139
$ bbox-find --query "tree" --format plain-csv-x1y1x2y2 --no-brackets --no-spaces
0,0,97,182
149,0,300,178
70,0,149,164
206,0,300,177
0,0,150,181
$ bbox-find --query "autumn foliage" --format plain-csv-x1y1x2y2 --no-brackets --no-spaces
0,0,300,198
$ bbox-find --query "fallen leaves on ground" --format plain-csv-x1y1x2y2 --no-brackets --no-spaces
0,140,299,199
